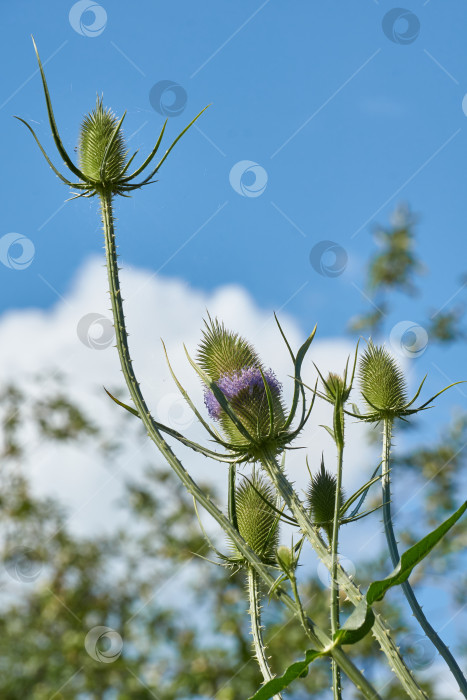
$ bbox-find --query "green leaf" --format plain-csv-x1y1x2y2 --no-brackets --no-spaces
122,120,167,181
320,424,335,441
103,388,237,463
248,648,324,700
136,105,210,186
340,464,381,518
367,501,467,605
31,36,85,181
14,117,83,188
333,600,375,646
104,387,139,417
283,324,317,430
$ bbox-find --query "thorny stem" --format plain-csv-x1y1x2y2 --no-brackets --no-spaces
248,566,282,700
258,447,428,700
330,437,344,700
100,191,381,700
382,418,467,698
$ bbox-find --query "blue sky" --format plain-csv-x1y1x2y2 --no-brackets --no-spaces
3,0,467,420
2,1,466,319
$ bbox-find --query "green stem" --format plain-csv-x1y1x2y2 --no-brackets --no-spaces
228,462,238,529
259,447,428,700
289,571,314,644
99,191,381,700
382,418,467,698
330,437,344,700
248,566,282,700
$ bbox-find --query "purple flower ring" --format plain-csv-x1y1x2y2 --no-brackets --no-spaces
204,366,282,420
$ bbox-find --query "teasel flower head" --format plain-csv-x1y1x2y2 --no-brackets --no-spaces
196,318,302,461
307,456,345,543
344,339,464,425
16,37,208,199
158,315,317,466
230,473,280,565
359,342,407,419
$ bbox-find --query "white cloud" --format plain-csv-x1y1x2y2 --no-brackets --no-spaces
0,256,377,554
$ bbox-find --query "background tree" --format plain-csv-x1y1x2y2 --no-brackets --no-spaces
0,205,464,698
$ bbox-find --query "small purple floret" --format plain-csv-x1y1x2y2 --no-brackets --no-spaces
204,366,282,420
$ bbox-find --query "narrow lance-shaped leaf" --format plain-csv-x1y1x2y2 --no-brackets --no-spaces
248,648,326,700
32,36,86,181
135,105,210,186
121,120,167,182
340,464,382,518
333,600,375,646
367,501,467,605
103,388,238,463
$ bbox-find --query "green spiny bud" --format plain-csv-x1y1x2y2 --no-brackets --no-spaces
232,474,279,564
359,341,407,419
78,96,128,185
307,458,345,543
276,545,295,576
325,372,347,403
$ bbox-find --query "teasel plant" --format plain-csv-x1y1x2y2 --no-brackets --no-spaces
19,37,467,700
353,341,467,698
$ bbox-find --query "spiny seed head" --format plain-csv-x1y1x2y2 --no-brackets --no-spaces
78,96,128,185
198,318,286,456
198,317,260,381
232,474,279,564
359,341,407,419
307,459,345,542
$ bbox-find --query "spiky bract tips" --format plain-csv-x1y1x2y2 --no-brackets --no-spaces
359,341,408,420
307,458,345,543
78,96,128,186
